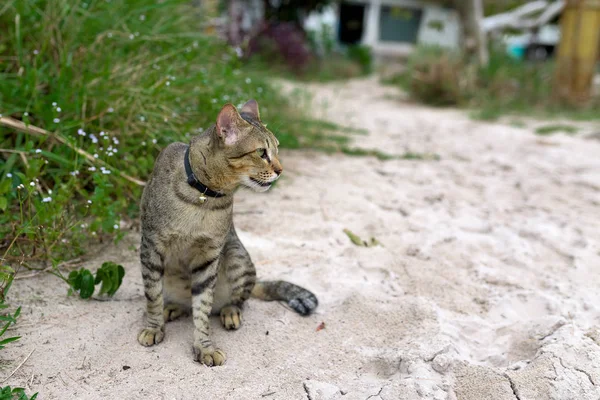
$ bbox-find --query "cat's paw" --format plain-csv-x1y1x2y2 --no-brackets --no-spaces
137,327,164,346
193,346,226,367
288,294,318,316
164,304,186,322
220,305,242,330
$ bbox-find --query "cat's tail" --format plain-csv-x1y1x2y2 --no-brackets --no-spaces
251,280,318,316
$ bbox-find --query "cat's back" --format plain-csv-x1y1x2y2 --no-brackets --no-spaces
141,142,187,218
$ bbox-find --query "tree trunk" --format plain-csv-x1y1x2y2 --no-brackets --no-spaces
553,0,600,105
457,0,489,66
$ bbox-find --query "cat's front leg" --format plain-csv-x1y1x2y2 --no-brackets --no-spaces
191,255,226,366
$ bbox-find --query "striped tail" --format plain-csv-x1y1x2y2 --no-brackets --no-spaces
251,280,318,316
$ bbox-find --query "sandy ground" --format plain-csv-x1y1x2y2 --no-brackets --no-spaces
4,77,600,399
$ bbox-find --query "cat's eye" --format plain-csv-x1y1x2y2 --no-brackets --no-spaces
256,148,268,159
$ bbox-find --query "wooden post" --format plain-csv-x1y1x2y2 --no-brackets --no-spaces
553,0,600,104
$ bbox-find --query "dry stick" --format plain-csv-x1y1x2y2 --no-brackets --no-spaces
2,348,35,383
0,117,146,186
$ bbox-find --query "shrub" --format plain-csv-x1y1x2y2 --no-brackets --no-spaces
0,0,319,264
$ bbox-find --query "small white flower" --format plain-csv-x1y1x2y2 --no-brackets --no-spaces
245,77,251,84
77,128,86,136
61,239,68,243
6,173,12,178
52,102,57,107
197,127,204,133
129,34,134,40
91,231,97,235
193,41,198,48
17,184,24,190
104,136,109,140
113,224,119,229
163,118,168,122
139,116,145,122
48,189,52,194
222,95,229,101
87,200,92,204
113,148,118,153
140,14,146,21
112,138,119,144
235,47,243,58
152,138,157,144
211,98,217,103
33,49,39,55
24,112,29,116
45,160,48,164
35,149,42,153
53,118,60,123
166,81,170,86
70,170,80,176
99,131,105,136
90,135,98,144
258,87,263,93
56,107,62,112
108,32,113,38
108,107,114,113
94,154,99,158
141,141,146,146
107,152,113,156
102,169,111,174
42,197,52,203
88,166,96,171
30,182,35,187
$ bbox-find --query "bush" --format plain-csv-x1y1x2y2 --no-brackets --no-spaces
346,45,373,75
401,46,474,106
0,0,322,265
388,43,600,119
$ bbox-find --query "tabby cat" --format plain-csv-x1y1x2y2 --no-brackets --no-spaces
137,100,318,366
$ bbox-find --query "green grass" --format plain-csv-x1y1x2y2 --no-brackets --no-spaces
0,0,357,266
535,124,579,135
385,45,600,122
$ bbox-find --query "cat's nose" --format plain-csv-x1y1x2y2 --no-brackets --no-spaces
274,167,282,176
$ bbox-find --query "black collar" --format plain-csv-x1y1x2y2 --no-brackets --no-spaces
184,146,225,198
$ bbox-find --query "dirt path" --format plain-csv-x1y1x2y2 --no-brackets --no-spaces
5,77,600,399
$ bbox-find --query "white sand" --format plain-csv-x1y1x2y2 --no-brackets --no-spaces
4,77,600,399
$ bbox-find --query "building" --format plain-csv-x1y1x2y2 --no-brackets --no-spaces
305,0,463,57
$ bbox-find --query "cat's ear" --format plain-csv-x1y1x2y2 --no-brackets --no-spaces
216,104,244,145
240,99,260,120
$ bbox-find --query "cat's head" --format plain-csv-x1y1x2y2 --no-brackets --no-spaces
215,100,282,192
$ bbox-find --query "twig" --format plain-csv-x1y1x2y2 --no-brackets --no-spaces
0,116,146,186
2,348,35,383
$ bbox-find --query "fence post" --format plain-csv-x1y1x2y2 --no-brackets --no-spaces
553,0,600,104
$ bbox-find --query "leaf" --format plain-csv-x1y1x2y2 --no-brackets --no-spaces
79,270,95,299
95,262,125,297
0,336,21,346
343,229,365,246
68,270,82,291
0,197,7,211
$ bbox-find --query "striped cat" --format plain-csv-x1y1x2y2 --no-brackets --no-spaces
137,100,318,366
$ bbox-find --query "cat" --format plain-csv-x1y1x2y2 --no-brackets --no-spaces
137,99,318,366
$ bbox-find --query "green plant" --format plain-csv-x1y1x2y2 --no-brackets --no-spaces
67,262,125,299
0,0,333,267
535,124,579,135
346,45,373,75
0,386,38,400
386,43,600,120
0,266,21,350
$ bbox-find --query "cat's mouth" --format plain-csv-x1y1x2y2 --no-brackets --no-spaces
250,178,272,187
